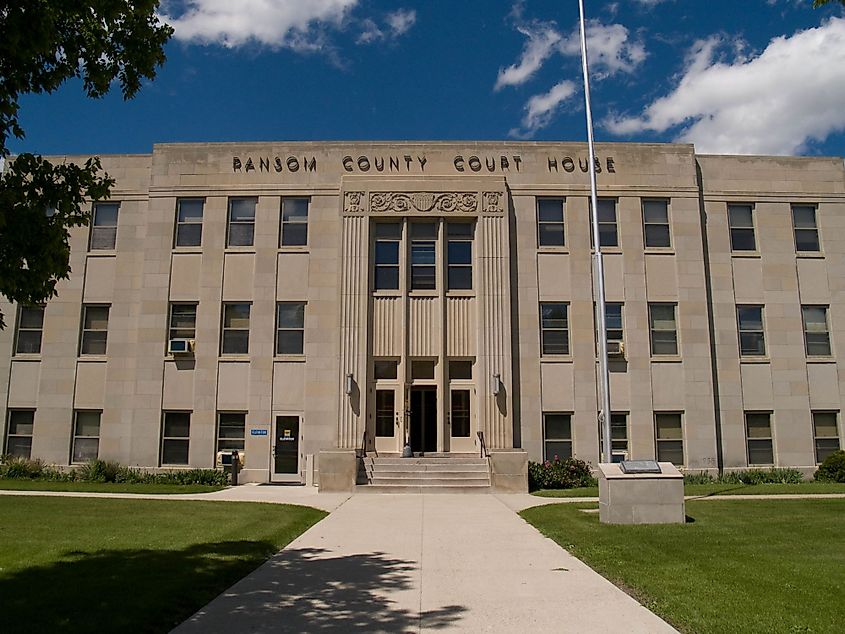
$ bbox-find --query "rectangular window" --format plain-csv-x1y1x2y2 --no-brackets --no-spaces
175,198,204,247
649,303,678,355
746,412,773,465
610,413,628,459
71,411,100,463
737,305,765,357
280,197,309,246
451,389,471,437
411,359,436,380
373,359,399,380
217,413,246,452
89,202,119,250
540,302,569,355
802,305,831,357
606,303,624,343
169,303,197,341
813,411,840,464
410,223,437,290
597,198,618,247
655,413,684,465
448,359,473,380
221,303,250,354
276,302,305,355
227,198,256,247
161,412,190,465
792,204,820,252
728,204,756,251
5,409,34,458
537,198,565,247
375,390,395,437
643,200,671,248
374,223,401,290
14,305,45,354
543,413,572,461
80,305,109,355
447,223,473,290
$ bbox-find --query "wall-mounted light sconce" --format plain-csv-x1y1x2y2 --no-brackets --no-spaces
491,373,501,397
345,373,354,396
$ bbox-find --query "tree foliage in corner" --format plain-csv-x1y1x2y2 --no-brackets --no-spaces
0,1,173,327
813,0,845,7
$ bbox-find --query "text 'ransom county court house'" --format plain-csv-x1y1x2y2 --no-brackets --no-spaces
2,142,844,486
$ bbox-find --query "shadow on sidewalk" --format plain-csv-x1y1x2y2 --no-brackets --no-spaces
179,547,468,632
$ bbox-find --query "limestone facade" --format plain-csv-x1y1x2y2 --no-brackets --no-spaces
2,142,843,482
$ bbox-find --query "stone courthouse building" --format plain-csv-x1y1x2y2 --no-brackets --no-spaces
2,141,844,485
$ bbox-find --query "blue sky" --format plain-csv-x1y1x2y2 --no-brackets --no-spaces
10,0,845,157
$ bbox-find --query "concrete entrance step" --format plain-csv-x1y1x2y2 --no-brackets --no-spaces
356,483,492,494
368,457,488,466
358,455,492,493
370,476,492,486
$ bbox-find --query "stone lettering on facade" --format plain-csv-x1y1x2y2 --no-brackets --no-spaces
232,156,317,173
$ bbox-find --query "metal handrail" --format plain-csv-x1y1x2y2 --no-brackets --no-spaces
476,431,489,458
361,429,367,458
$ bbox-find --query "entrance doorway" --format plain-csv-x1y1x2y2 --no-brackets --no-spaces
410,387,437,453
272,415,300,482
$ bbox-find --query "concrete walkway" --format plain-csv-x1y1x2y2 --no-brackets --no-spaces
173,493,677,633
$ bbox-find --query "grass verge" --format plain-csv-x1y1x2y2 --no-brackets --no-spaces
532,481,845,497
0,479,224,494
0,496,326,633
521,499,845,633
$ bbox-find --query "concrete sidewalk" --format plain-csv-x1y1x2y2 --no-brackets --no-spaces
173,494,677,633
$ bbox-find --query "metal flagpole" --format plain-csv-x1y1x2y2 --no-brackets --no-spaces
577,0,613,463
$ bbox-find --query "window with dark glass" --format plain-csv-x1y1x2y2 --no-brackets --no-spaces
161,412,190,465
410,223,437,290
792,204,820,252
15,305,44,354
600,413,629,461
276,302,305,355
813,411,840,464
217,413,246,452
449,360,473,380
451,390,471,437
737,305,765,356
728,204,756,251
655,413,684,465
537,198,565,247
280,198,309,246
72,411,100,463
227,198,256,247
175,199,204,247
221,303,250,354
543,413,572,461
80,305,109,355
374,359,398,380
411,359,436,380
649,303,678,355
169,304,197,341
447,223,473,290
89,202,119,250
643,200,671,248
606,303,624,343
5,409,34,459
375,390,395,437
374,223,401,290
802,305,831,357
746,412,773,465
540,302,569,355
597,199,618,247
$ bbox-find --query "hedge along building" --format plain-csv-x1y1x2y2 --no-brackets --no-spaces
1,142,844,486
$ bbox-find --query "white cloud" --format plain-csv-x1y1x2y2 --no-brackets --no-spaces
604,18,845,155
357,8,416,44
509,80,578,138
495,18,645,90
162,0,358,49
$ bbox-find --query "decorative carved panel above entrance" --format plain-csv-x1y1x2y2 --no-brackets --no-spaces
371,192,478,214
344,191,365,213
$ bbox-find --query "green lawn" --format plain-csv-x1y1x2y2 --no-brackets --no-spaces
521,499,845,633
0,497,326,633
0,479,224,494
532,481,845,498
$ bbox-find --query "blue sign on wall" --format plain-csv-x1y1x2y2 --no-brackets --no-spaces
250,429,268,436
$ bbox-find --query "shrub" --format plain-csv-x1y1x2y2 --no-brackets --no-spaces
528,457,596,492
814,450,845,483
78,459,123,483
0,456,47,479
684,471,716,485
718,468,804,485
155,469,229,486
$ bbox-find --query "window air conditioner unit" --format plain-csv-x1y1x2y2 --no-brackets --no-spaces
606,340,625,357
216,450,246,468
168,338,195,355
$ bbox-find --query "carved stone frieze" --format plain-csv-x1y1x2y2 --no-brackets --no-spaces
370,192,478,213
482,191,503,213
344,191,365,213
